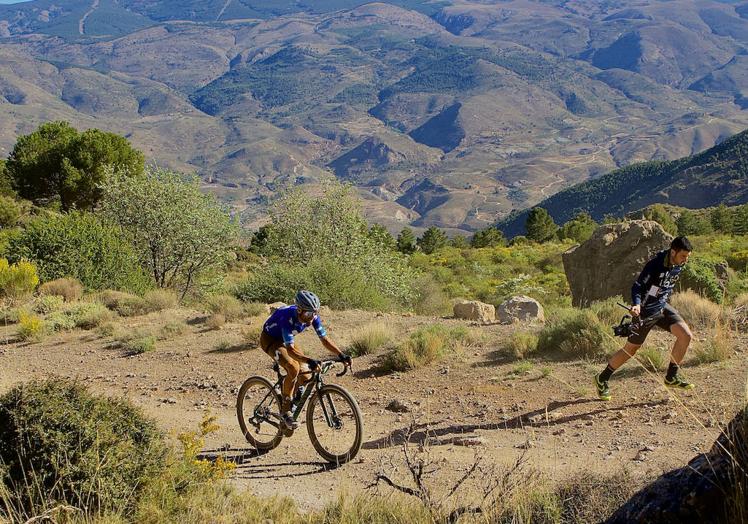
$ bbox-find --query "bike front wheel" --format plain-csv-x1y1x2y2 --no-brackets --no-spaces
237,376,283,451
306,384,363,464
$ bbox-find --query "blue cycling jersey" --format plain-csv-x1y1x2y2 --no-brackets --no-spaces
263,305,327,346
631,250,685,318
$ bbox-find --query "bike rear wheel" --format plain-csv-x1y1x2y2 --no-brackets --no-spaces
306,384,363,464
237,376,283,451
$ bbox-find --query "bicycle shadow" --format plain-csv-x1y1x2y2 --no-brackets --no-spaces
362,398,667,449
197,447,342,479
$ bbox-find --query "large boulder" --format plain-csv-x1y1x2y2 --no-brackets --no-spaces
497,295,545,323
453,300,495,323
606,406,747,523
562,220,672,307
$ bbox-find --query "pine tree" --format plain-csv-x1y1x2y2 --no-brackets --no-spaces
396,227,417,254
525,207,558,242
417,226,448,254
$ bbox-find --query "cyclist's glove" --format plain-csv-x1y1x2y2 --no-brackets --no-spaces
340,353,352,366
307,358,321,372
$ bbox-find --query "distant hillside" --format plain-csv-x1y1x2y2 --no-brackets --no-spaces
498,128,748,237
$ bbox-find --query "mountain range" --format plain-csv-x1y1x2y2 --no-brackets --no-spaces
1,1,748,232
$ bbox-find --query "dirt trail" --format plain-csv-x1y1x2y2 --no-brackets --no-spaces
79,0,100,36
0,308,745,511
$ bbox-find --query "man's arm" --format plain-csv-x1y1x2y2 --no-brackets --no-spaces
631,257,657,312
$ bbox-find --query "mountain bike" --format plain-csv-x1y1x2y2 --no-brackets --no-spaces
236,355,363,465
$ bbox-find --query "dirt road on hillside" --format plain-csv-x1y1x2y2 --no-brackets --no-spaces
1,308,745,511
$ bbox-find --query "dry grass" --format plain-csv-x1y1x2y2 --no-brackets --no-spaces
205,294,244,322
501,331,539,359
95,290,148,317
670,290,725,330
143,290,179,312
205,313,226,331
382,325,464,372
692,322,734,364
349,322,392,356
240,323,262,347
38,278,83,302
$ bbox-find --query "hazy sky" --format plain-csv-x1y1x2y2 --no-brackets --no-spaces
0,0,26,4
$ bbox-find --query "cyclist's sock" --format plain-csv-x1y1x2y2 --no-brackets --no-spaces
599,364,615,382
666,362,679,381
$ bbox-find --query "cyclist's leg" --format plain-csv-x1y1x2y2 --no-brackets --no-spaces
276,346,300,412
661,305,691,365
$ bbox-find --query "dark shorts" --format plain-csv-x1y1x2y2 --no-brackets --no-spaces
627,304,684,345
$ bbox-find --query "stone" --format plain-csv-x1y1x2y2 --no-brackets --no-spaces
562,220,671,307
497,295,545,323
453,300,495,323
267,302,286,313
607,407,748,523
453,436,486,447
385,399,411,413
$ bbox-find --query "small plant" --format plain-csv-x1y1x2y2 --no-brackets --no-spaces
125,335,156,354
38,277,83,302
177,413,236,480
32,294,65,315
241,323,262,347
158,320,188,340
540,366,552,378
502,331,539,359
349,323,392,356
214,339,232,352
206,294,244,321
636,346,667,372
511,360,534,375
206,313,226,330
143,289,179,312
97,321,117,337
16,311,46,341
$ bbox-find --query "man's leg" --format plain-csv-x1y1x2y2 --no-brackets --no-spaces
595,341,642,400
608,341,643,370
664,321,695,389
277,347,300,412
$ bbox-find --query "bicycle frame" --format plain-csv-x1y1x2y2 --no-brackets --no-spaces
252,360,343,430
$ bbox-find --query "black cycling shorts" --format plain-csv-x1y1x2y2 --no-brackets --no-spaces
627,304,684,345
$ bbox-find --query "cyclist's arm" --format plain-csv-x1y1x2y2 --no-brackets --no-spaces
280,329,316,365
320,335,344,357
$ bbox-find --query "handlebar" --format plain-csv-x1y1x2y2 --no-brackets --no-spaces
317,356,351,377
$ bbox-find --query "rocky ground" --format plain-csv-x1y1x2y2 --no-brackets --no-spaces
0,308,745,511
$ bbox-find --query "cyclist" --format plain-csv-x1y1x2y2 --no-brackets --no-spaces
595,236,695,401
260,290,351,430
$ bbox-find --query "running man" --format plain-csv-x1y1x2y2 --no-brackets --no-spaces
595,236,695,401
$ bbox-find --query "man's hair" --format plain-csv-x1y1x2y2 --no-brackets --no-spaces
670,236,693,252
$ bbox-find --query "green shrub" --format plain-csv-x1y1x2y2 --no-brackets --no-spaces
38,277,83,302
205,294,244,321
411,275,452,316
124,335,156,354
0,259,38,301
0,379,166,517
7,212,150,293
0,196,21,229
349,323,392,356
537,308,616,359
678,254,726,303
70,302,115,329
45,311,76,332
32,294,65,315
143,289,179,312
96,290,148,317
590,296,628,327
382,325,463,372
16,311,46,342
502,331,539,359
727,250,748,272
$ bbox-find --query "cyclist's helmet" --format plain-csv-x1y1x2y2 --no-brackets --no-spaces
295,290,321,312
